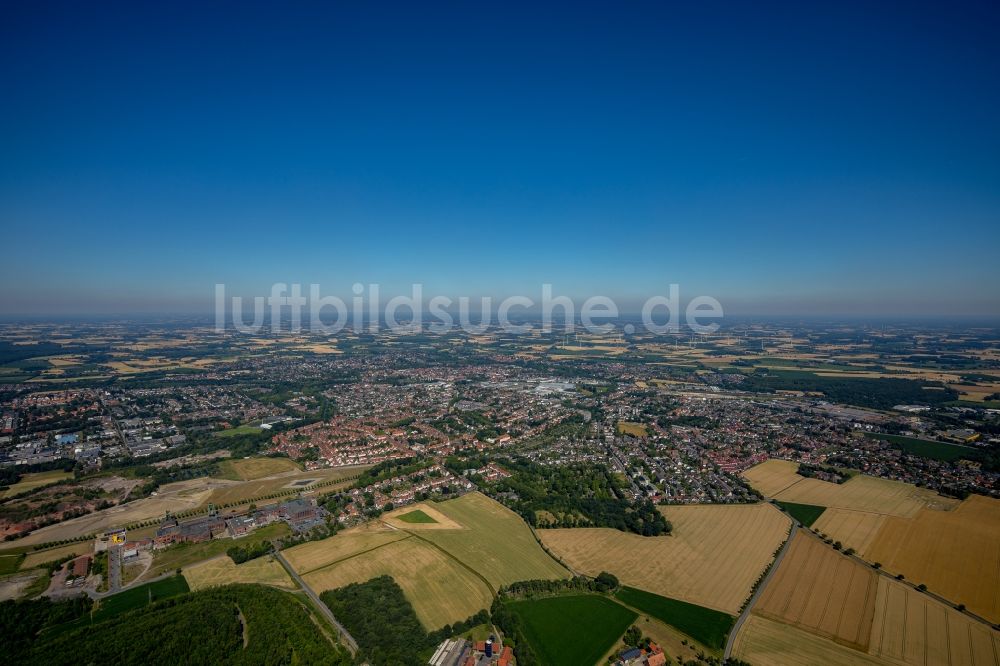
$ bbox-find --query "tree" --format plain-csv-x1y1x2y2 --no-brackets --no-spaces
595,571,620,591
623,625,642,647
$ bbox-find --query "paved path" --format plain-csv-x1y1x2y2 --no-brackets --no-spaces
724,526,798,660
275,552,358,655
107,544,122,593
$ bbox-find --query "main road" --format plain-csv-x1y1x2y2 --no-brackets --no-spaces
723,526,798,660
275,551,359,655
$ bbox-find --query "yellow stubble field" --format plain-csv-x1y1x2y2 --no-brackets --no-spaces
743,459,958,517
183,554,295,591
539,503,791,614
868,576,1000,665
300,535,493,631
755,530,878,650
732,614,886,666
812,508,888,557
865,495,1000,624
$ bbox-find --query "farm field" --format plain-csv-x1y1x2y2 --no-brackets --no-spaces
865,433,975,462
414,492,570,589
183,554,294,591
812,509,887,557
540,502,790,614
865,494,1000,623
754,529,878,650
3,470,72,498
506,594,637,666
284,525,409,573
732,614,885,666
868,576,1000,665
20,541,93,569
614,586,733,650
0,553,23,574
381,502,462,530
743,460,959,517
216,456,300,481
301,535,492,630
46,576,192,637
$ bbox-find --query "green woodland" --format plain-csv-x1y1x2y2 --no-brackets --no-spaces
2,584,352,665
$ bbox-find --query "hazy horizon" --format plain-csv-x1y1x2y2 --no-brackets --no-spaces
2,2,998,317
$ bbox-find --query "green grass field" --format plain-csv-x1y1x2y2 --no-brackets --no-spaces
2,470,73,498
47,575,191,636
0,553,25,575
865,433,975,462
396,509,437,524
95,575,190,620
614,586,734,651
507,594,636,666
775,501,826,527
416,492,570,590
212,423,264,438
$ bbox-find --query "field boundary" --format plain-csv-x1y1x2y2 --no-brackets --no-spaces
724,527,797,659
298,533,412,576
401,528,497,596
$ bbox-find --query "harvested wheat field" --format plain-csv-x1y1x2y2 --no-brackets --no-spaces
183,554,295,591
866,494,1000,624
755,530,878,650
20,541,94,569
732,614,885,666
812,508,888,557
301,535,492,630
744,460,958,517
869,576,1000,665
540,503,791,614
415,492,570,589
283,525,409,574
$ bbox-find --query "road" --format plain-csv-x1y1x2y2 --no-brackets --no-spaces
275,552,358,655
724,526,798,660
107,544,122,593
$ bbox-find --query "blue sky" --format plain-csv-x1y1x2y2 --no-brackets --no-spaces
1,1,998,316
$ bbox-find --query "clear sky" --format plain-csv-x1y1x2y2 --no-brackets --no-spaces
1,1,998,317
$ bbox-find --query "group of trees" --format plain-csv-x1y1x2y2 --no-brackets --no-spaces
500,572,620,599
0,596,93,662
320,575,486,666
490,597,538,666
226,539,271,564
741,372,958,410
489,457,671,536
10,584,352,665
